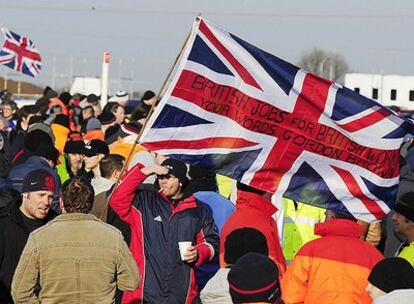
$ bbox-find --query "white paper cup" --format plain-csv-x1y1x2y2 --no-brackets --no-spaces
178,241,192,261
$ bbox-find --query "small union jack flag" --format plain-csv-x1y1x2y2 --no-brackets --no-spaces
0,27,42,77
141,18,414,222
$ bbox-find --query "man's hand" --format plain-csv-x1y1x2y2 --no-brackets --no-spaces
182,246,198,263
141,165,169,176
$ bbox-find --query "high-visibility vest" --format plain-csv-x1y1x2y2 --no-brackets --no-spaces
283,198,325,262
399,242,414,266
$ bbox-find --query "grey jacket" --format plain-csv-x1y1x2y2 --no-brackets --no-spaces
373,289,414,304
11,213,140,304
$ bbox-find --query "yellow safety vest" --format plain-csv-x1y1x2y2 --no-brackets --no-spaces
399,242,414,267
283,198,326,262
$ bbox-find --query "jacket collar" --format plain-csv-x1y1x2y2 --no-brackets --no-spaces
236,190,278,216
315,219,364,238
159,191,198,213
54,213,99,221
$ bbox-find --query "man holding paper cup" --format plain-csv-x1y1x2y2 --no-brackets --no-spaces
110,157,219,304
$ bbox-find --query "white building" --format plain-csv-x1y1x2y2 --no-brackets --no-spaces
344,73,414,109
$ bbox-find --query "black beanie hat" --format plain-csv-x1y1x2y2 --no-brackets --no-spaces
53,114,70,129
59,92,72,106
225,228,269,265
160,158,188,186
22,169,56,193
43,86,58,99
142,90,156,101
98,112,116,125
87,94,99,103
64,140,85,154
24,129,53,152
394,191,414,222
368,257,414,293
34,143,60,165
228,253,281,303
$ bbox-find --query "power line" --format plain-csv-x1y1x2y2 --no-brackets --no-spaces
1,5,414,19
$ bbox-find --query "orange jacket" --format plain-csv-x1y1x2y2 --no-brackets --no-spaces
51,123,70,153
83,129,105,141
110,142,144,165
281,219,383,304
220,190,286,276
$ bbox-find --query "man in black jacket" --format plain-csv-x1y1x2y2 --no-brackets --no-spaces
0,169,57,303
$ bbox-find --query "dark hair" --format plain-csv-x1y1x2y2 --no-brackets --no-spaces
236,182,266,196
82,105,95,116
62,177,94,213
2,100,18,111
19,105,39,119
100,154,125,179
35,97,50,117
329,209,357,222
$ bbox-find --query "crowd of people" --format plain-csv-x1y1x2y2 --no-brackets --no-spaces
0,86,413,304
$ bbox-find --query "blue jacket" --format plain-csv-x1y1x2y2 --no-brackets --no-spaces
9,156,61,213
193,191,235,289
110,164,219,304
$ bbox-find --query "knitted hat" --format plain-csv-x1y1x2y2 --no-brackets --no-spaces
395,191,414,221
53,114,70,129
24,129,54,152
368,257,414,293
22,169,56,193
160,158,188,186
228,253,281,303
224,228,269,265
98,112,116,125
84,139,109,157
43,86,58,99
86,94,99,104
27,123,56,144
34,143,60,165
142,90,156,101
64,140,85,154
86,118,102,131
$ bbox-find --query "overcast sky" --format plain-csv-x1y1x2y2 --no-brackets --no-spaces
1,0,413,94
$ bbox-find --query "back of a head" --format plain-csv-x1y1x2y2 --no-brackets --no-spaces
228,253,281,304
100,154,125,179
236,181,266,196
225,228,269,265
62,177,94,214
368,257,414,294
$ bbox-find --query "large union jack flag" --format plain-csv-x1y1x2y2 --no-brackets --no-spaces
141,18,414,222
0,27,42,77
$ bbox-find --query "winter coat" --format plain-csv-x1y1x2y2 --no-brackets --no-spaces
220,190,286,276
0,198,56,303
281,219,384,304
51,123,70,153
11,213,140,304
109,164,219,304
200,268,231,304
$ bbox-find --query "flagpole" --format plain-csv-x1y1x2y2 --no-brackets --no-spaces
99,15,200,220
